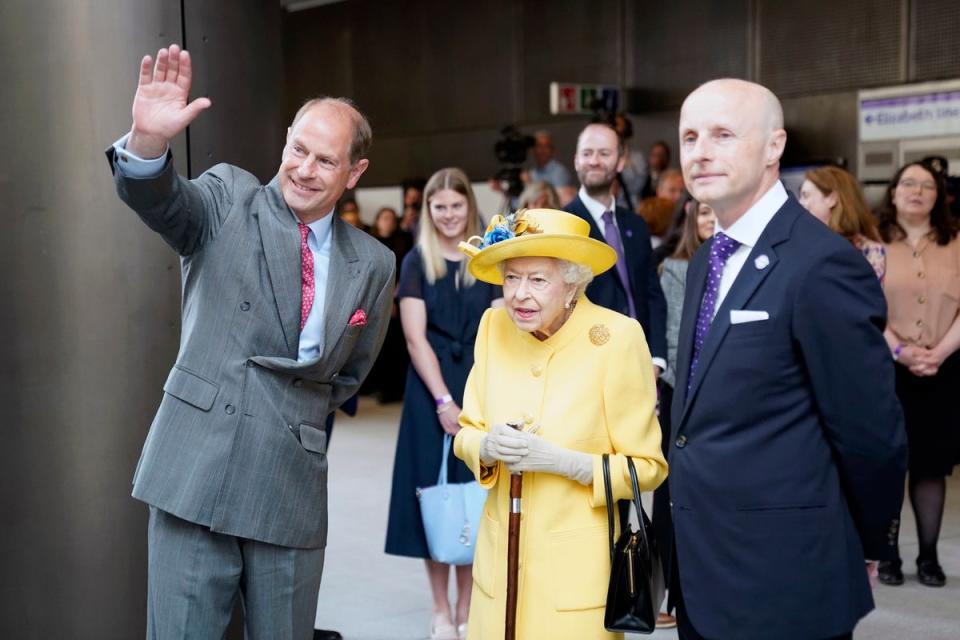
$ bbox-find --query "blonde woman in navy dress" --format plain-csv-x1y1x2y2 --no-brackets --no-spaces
385,168,502,640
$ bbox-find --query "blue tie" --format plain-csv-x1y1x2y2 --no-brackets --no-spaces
688,232,740,392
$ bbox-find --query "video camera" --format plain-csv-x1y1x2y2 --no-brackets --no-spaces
493,125,534,199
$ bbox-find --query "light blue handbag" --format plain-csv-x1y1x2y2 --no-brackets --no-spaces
416,434,488,565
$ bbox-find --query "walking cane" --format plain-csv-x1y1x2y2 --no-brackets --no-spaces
505,421,523,640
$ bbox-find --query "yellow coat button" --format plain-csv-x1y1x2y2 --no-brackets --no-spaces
531,364,542,377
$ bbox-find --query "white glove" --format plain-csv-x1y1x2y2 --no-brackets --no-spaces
505,430,594,485
479,423,529,465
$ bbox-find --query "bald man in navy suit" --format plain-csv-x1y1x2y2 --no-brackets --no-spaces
668,78,907,640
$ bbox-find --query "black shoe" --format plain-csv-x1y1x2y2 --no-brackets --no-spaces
878,560,904,586
314,630,343,640
917,560,946,587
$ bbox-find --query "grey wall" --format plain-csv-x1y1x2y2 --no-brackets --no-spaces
284,0,960,185
0,1,282,637
0,1,183,636
185,0,285,181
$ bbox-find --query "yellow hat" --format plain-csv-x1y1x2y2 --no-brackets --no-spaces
459,208,617,285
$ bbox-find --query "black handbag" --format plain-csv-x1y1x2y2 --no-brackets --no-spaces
602,454,665,633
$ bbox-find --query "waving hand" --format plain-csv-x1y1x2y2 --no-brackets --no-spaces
127,44,211,158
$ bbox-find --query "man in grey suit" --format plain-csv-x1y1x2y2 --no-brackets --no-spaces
106,45,394,639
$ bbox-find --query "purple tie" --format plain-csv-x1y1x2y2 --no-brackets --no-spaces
601,210,637,319
688,232,740,392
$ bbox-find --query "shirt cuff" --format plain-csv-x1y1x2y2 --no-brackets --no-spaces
652,357,666,372
112,133,169,178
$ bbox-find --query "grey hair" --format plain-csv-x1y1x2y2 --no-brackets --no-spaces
558,259,595,298
497,257,594,298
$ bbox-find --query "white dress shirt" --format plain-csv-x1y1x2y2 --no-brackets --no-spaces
712,181,788,317
578,185,618,238
112,134,332,362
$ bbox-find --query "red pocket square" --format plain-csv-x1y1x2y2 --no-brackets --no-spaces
348,309,367,327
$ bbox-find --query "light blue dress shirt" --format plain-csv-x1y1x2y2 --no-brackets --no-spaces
112,134,332,362
296,215,332,362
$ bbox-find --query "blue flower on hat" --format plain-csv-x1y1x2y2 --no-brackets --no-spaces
483,225,514,247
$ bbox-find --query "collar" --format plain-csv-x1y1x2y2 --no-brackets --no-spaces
715,181,787,249
303,209,335,251
579,186,616,228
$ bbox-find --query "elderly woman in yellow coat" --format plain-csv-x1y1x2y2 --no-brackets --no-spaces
454,208,668,640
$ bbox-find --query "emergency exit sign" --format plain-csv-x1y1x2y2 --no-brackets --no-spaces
550,82,620,115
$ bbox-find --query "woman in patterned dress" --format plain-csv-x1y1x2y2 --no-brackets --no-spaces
799,165,886,282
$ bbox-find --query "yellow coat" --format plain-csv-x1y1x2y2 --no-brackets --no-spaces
454,297,668,640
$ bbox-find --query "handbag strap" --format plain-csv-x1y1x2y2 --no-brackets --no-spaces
602,453,616,563
625,457,654,557
436,434,453,487
602,454,654,563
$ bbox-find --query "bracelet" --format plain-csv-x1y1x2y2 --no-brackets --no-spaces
436,402,454,414
893,344,904,361
434,393,453,407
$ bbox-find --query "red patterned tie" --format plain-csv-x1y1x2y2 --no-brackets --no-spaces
298,222,314,331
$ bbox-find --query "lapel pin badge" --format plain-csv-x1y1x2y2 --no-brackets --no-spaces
625,229,633,238
754,254,770,270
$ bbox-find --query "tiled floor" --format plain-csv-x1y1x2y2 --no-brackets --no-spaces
315,398,960,639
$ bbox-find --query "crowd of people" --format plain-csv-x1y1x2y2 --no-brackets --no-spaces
365,92,958,639
111,43,957,640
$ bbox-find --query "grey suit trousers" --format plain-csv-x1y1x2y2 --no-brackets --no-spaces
147,507,325,640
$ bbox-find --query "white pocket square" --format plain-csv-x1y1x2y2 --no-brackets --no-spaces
730,310,769,324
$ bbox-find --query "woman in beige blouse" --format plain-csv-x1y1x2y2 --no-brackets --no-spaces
876,161,960,588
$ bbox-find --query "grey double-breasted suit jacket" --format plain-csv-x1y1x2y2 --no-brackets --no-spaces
107,151,394,549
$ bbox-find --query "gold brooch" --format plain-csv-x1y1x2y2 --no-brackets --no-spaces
589,324,610,346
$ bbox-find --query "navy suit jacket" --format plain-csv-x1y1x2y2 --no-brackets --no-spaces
670,195,907,640
564,196,667,360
